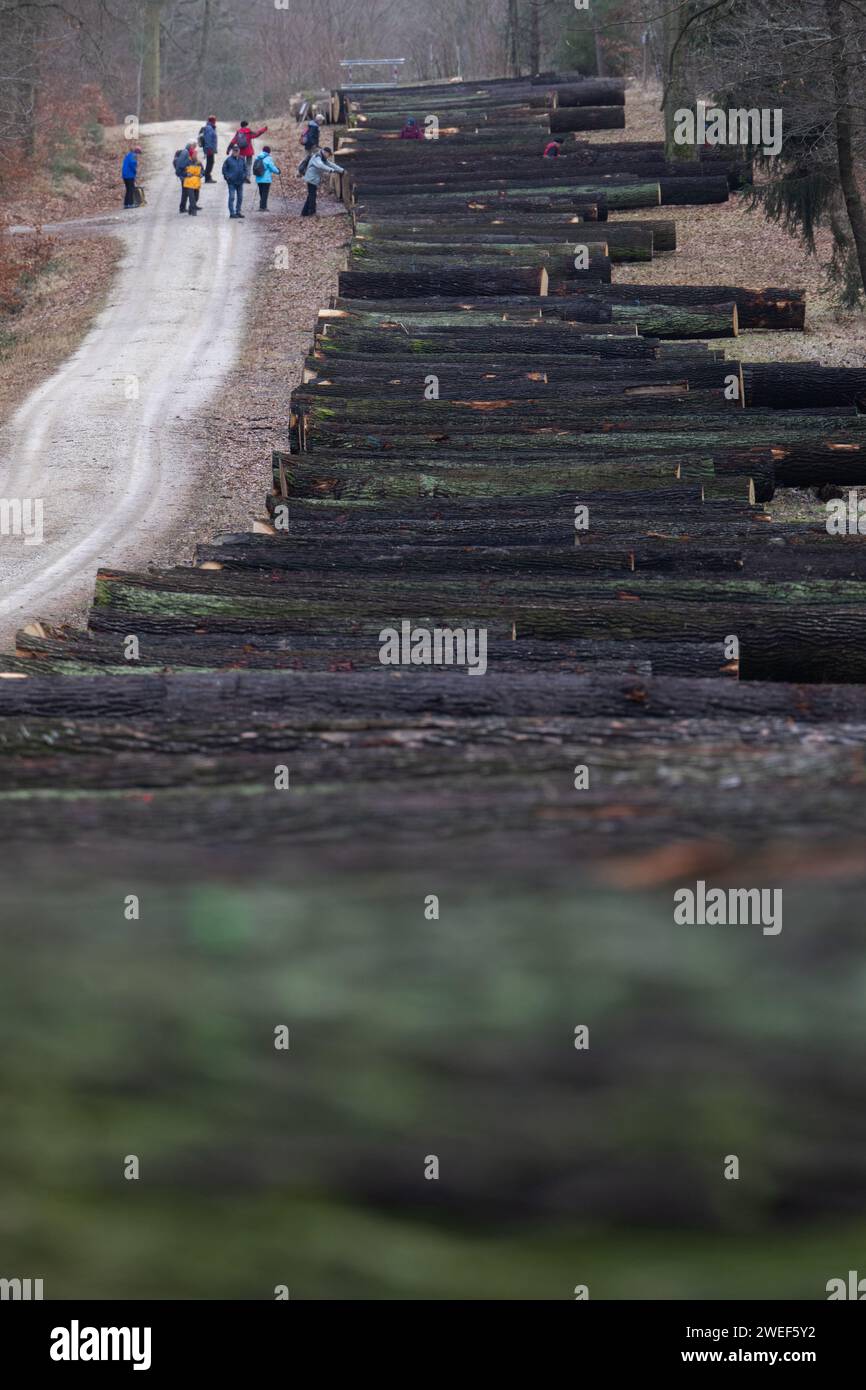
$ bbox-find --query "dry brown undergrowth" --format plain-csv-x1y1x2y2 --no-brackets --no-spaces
1,130,126,228
0,119,126,426
597,84,866,369
0,237,122,421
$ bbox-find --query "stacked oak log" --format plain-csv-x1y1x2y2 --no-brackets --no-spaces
3,76,866,1291
337,75,741,215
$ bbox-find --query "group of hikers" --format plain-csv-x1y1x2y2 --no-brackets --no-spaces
172,118,278,218
121,112,344,219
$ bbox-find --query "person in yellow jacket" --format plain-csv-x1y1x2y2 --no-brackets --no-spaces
180,145,202,216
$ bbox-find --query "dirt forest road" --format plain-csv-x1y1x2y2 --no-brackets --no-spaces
0,120,262,648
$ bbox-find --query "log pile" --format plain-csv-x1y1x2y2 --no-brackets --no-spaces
3,73,866,1295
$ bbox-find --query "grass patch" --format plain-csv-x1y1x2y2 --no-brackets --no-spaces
50,134,93,185
50,156,93,184
82,118,104,153
18,257,61,291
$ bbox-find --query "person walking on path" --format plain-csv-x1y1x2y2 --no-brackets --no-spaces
201,116,218,182
399,117,422,140
180,148,203,215
122,147,142,207
254,146,280,211
233,119,268,182
222,143,247,218
301,146,344,218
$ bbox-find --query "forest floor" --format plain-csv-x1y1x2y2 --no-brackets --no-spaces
0,238,122,421
0,121,127,424
599,83,866,367
594,83,863,520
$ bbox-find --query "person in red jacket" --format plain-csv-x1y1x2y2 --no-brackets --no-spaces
399,116,422,140
233,119,268,182
542,138,564,158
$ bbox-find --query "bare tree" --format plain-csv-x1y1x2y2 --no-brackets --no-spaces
506,0,520,75
141,0,167,119
528,0,541,73
661,0,696,160
666,0,866,301
193,0,213,114
824,0,866,297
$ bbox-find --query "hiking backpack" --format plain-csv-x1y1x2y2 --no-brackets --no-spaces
252,155,265,177
297,154,311,176
198,126,206,147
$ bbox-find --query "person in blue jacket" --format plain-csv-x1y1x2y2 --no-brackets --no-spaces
201,116,218,182
222,143,247,218
254,146,280,211
122,147,142,208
